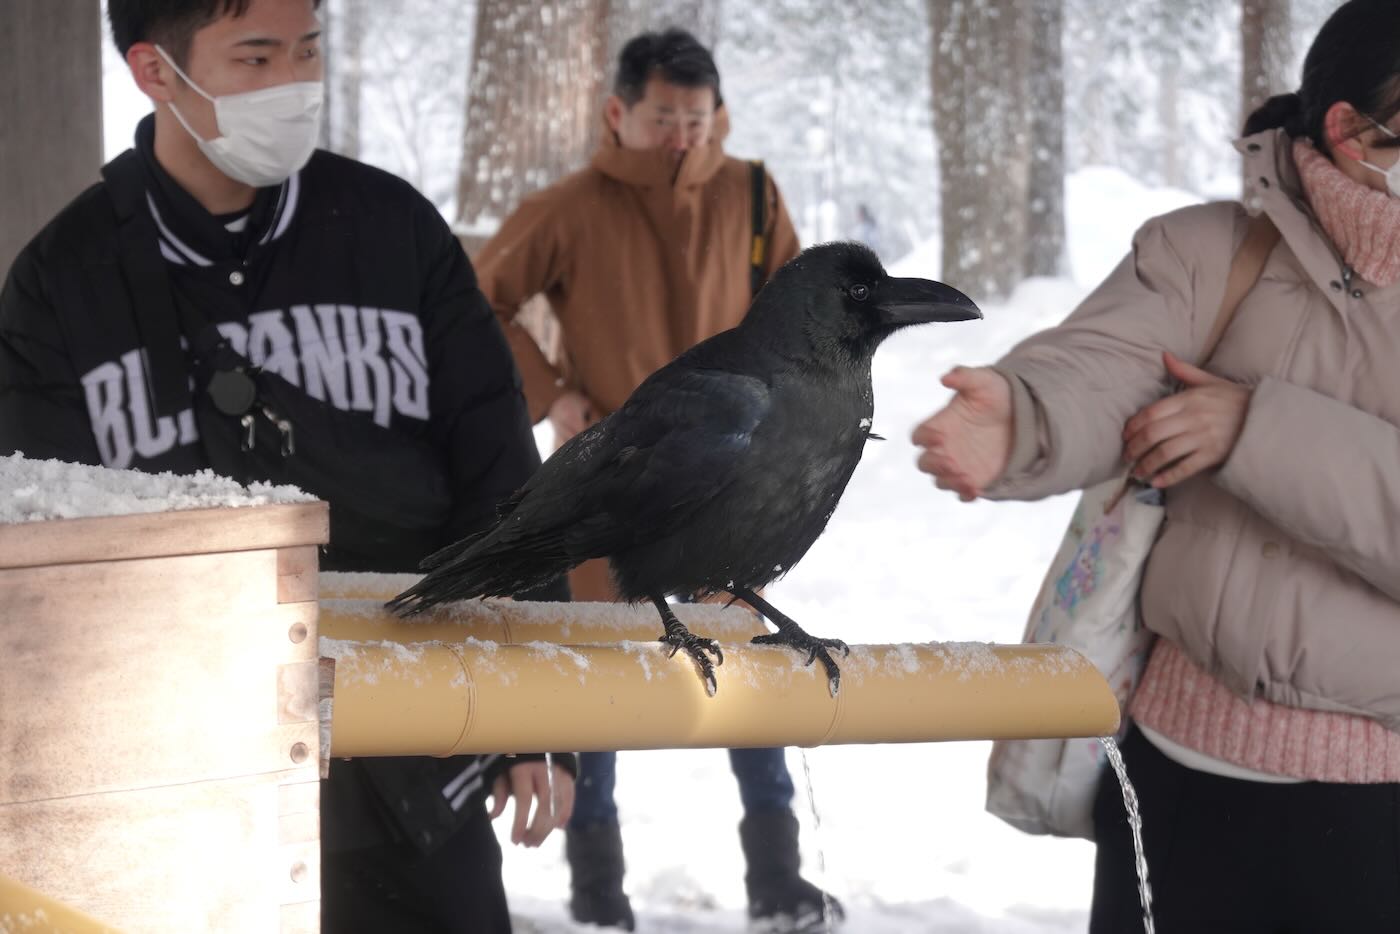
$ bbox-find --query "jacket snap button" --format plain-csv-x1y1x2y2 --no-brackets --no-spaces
1258,177,1271,188
1351,289,1364,299
229,270,246,286
1330,281,1343,291
1262,542,1280,558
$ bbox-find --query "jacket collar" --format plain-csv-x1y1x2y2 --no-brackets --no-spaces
127,113,301,266
1236,127,1400,307
590,105,731,190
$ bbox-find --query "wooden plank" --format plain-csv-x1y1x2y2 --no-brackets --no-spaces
278,659,322,724
277,546,319,604
0,502,328,571
0,550,320,804
0,771,319,934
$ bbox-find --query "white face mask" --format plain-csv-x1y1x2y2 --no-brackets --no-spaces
156,45,323,188
1359,117,1400,197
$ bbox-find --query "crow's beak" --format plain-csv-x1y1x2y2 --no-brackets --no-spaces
875,277,982,326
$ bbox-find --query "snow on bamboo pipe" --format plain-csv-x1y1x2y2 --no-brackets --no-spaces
323,638,1121,757
0,872,123,934
319,596,768,644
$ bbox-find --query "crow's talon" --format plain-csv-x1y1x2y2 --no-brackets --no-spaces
750,631,845,695
659,630,724,694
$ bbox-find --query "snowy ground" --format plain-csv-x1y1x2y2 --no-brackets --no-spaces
502,172,1204,932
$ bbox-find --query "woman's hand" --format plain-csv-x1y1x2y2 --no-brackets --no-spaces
911,366,1014,501
1122,352,1252,488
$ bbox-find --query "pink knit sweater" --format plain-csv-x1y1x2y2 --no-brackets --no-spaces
1129,142,1400,783
1130,640,1400,782
1293,138,1400,286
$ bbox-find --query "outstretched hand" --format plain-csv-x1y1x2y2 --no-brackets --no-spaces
1121,352,1252,489
911,366,1014,501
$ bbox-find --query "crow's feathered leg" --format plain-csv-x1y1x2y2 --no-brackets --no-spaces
731,587,849,697
652,595,724,697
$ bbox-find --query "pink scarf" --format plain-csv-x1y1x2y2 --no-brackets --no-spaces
1293,138,1400,287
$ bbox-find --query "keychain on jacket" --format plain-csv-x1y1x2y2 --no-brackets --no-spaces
196,327,295,456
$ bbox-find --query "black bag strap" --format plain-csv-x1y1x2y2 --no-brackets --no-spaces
749,159,767,297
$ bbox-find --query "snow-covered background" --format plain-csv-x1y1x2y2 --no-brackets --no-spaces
91,3,1325,928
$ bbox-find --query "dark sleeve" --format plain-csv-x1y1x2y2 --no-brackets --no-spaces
484,751,580,789
0,242,103,464
412,199,541,540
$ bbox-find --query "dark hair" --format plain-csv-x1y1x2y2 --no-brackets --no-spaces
1244,0,1400,151
108,0,322,69
613,28,722,108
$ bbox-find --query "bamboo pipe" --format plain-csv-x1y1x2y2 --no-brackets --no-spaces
0,873,123,934
319,597,768,644
324,639,1120,757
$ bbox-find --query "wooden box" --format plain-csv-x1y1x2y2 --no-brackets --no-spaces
0,501,328,933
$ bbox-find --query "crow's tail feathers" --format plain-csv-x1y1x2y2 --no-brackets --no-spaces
385,532,576,617
418,529,488,572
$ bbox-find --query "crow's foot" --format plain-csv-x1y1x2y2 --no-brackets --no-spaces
652,598,725,696
751,630,848,697
660,628,723,696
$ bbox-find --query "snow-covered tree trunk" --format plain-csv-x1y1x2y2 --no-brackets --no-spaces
601,0,724,76
650,0,723,49
1241,0,1292,126
327,0,365,159
455,0,612,230
929,0,1032,301
1025,0,1065,278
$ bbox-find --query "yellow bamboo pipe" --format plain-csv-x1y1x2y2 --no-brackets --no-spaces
319,597,768,644
0,873,123,934
324,639,1120,757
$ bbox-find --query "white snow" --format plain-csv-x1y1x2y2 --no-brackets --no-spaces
499,166,1198,933
0,453,314,525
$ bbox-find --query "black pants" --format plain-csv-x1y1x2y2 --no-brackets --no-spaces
322,805,510,934
1091,725,1400,934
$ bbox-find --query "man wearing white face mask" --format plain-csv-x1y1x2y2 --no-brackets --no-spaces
0,1,577,931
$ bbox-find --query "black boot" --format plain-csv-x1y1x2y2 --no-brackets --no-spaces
739,810,846,933
565,823,636,931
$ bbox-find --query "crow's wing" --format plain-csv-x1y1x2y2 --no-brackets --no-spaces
490,365,771,561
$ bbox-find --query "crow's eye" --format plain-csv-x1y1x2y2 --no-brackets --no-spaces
848,284,870,302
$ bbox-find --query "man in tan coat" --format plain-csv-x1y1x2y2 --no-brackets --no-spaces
474,27,842,934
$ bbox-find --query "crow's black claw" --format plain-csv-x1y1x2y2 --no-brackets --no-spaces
750,630,845,694
659,630,723,695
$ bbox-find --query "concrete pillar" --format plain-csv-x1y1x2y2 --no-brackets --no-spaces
0,1,103,275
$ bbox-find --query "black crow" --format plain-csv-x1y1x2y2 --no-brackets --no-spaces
387,242,980,695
